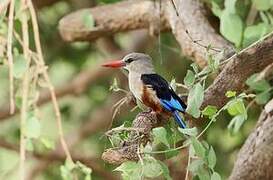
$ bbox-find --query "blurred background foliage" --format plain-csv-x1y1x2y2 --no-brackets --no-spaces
0,0,273,179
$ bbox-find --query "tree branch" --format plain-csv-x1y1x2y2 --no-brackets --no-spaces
229,98,273,180
58,0,233,67
102,111,168,164
59,0,169,41
164,0,234,67
203,33,273,109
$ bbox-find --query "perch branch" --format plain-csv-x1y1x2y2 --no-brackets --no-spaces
102,31,273,165
102,111,168,164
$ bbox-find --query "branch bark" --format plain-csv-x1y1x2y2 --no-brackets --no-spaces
203,33,273,109
229,98,273,180
102,111,168,164
164,0,234,66
58,0,233,67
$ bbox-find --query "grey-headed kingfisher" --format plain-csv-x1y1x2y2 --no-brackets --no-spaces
102,52,187,128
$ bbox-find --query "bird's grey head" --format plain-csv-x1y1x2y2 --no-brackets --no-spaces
122,52,154,74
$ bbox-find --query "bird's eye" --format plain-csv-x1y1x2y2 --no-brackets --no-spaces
125,58,134,63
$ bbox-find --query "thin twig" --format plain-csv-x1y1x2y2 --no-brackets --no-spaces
185,151,191,180
7,0,15,114
28,0,72,161
110,97,128,129
20,1,30,179
170,0,222,53
0,0,11,14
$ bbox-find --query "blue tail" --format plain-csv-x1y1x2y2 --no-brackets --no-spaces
173,111,186,129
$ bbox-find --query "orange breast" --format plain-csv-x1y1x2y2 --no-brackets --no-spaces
141,85,163,113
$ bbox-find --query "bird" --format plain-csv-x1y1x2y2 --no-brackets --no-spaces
102,52,187,129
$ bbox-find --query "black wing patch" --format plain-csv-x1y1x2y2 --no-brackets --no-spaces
141,74,187,111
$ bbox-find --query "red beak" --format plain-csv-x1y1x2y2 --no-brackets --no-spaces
101,60,126,68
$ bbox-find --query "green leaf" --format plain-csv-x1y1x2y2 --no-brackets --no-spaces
211,1,222,18
184,70,195,87
211,172,222,180
202,141,210,150
255,91,271,104
114,161,141,180
85,175,91,180
224,0,237,13
60,158,75,180
186,83,204,118
220,10,243,47
264,11,273,24
40,137,55,150
82,10,95,29
225,91,236,98
143,143,153,153
26,138,34,151
15,96,22,108
243,23,270,47
207,146,217,169
189,144,195,157
25,114,41,139
142,156,162,178
165,149,179,159
152,127,170,148
207,54,220,72
158,161,172,180
228,114,246,134
252,0,272,11
188,159,204,174
76,161,92,179
191,138,206,158
60,165,72,180
197,166,210,180
260,11,270,24
13,54,27,79
65,158,75,171
202,105,218,119
109,78,120,92
227,99,246,117
246,74,271,92
190,63,199,74
178,127,198,137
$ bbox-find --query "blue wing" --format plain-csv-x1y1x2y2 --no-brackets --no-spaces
141,74,187,128
160,97,185,112
160,98,187,129
141,74,187,112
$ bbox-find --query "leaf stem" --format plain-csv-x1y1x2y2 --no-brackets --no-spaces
7,0,15,114
20,1,30,179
